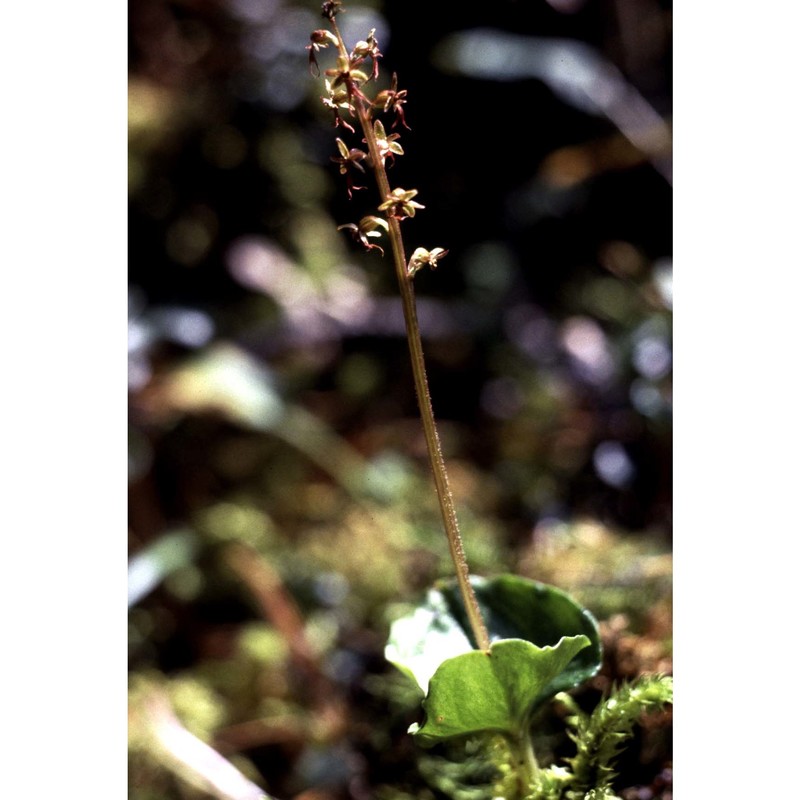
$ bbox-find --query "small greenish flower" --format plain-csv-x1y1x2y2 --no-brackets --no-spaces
350,29,382,81
378,187,424,220
374,72,410,129
326,55,370,89
338,215,390,255
326,55,371,104
371,119,404,165
408,247,449,277
310,29,338,47
306,29,338,76
321,78,356,133
331,138,367,197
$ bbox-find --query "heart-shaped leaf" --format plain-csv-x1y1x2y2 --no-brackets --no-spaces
386,574,602,698
411,635,590,745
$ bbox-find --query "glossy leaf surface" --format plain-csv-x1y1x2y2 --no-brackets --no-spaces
386,574,602,699
412,635,590,744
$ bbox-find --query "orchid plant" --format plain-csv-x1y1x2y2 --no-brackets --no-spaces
308,5,671,798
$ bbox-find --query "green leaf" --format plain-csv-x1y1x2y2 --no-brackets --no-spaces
412,636,591,745
386,575,602,698
386,584,472,694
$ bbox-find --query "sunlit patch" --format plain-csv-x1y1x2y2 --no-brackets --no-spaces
561,316,616,385
653,258,673,310
632,335,671,380
227,235,312,308
128,316,152,354
199,501,274,547
161,344,283,429
149,307,214,349
129,302,155,390
128,78,176,143
324,269,374,327
593,441,635,489
128,530,198,607
227,235,376,348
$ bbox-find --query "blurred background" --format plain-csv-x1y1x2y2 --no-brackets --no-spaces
128,0,672,798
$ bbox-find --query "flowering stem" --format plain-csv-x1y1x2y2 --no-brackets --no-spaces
330,17,490,652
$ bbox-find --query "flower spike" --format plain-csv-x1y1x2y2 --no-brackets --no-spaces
308,4,490,658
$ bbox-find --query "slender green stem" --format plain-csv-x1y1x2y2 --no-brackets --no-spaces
509,727,540,796
330,18,490,652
